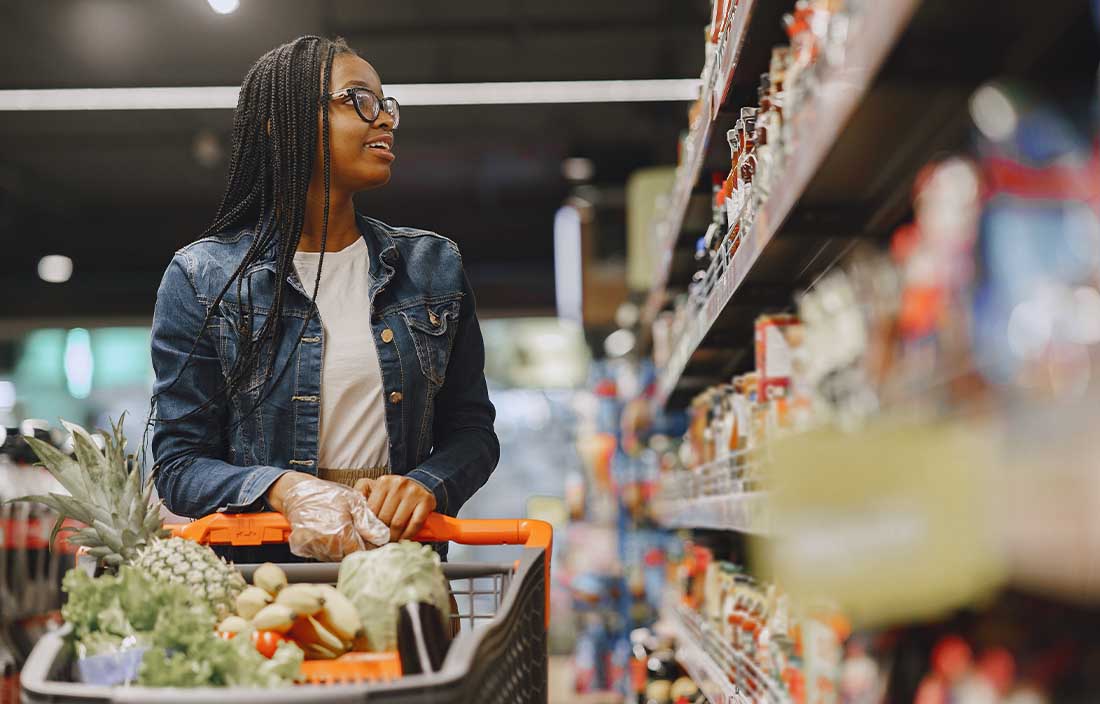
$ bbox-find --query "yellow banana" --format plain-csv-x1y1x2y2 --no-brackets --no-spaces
235,586,272,620
314,585,362,642
252,562,288,596
275,583,325,616
217,615,250,634
252,603,295,633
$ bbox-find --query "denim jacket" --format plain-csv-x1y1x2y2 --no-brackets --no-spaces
150,213,499,544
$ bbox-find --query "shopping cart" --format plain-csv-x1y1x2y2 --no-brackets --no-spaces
20,511,553,704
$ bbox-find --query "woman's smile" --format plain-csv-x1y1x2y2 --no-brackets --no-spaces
364,134,395,161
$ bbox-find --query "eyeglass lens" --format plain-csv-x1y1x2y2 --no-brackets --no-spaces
355,91,400,129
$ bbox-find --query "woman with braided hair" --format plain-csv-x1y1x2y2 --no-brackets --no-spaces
148,36,499,562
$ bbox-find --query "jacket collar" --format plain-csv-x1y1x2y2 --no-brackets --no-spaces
245,211,398,297
356,212,399,287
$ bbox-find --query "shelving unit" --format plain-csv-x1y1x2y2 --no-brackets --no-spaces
652,0,919,408
638,1,1100,700
671,603,790,704
651,452,773,534
642,0,761,330
653,490,771,536
645,0,1096,409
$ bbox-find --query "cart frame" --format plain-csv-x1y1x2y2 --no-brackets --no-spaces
20,512,552,704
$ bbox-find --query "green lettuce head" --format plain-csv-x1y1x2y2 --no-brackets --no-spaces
337,541,451,651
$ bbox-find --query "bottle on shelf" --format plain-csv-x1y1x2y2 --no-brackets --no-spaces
736,107,760,243
710,171,728,234
725,120,745,247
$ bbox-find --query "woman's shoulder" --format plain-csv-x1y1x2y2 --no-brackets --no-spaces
163,225,263,296
177,224,258,260
359,214,462,260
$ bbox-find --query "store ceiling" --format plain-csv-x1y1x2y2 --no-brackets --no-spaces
0,0,709,324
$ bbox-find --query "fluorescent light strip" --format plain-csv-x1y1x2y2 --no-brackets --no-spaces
0,79,700,111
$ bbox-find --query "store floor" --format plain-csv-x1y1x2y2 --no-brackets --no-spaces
548,656,620,704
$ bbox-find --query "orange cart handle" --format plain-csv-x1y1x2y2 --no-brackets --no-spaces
168,512,551,553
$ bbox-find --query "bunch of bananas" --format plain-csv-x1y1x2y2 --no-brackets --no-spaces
217,563,365,659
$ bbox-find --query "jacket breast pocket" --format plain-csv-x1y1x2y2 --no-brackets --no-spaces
399,298,461,388
215,301,272,393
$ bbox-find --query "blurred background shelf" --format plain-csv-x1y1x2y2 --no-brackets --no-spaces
653,491,771,536
670,603,789,704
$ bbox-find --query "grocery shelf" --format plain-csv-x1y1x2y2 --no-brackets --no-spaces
641,0,770,330
649,0,1096,408
651,0,919,408
652,452,773,534
671,603,790,704
654,491,772,536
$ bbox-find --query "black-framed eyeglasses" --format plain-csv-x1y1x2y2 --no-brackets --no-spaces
325,87,401,129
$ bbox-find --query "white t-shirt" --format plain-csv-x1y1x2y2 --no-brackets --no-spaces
292,237,390,470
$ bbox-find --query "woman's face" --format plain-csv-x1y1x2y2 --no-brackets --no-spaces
319,53,396,193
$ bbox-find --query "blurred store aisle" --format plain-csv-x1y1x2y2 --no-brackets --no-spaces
549,656,618,704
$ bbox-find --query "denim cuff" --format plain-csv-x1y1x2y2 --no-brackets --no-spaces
222,466,292,513
405,467,449,515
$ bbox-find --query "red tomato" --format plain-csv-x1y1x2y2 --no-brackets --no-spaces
252,630,286,659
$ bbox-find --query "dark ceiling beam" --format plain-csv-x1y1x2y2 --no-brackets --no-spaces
334,17,704,38
321,0,710,31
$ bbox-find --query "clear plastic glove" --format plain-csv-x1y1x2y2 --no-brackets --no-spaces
280,476,390,561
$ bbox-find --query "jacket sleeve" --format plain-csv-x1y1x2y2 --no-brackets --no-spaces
150,252,290,517
406,268,500,515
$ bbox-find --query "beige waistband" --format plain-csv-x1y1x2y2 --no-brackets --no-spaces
317,466,391,486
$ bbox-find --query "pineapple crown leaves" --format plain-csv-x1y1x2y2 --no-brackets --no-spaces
12,415,168,562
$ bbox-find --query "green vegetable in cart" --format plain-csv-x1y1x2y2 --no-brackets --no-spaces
141,624,303,688
62,565,303,687
13,416,245,618
62,567,197,658
337,541,451,651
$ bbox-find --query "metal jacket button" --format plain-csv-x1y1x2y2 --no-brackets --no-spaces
381,328,394,343
389,391,403,404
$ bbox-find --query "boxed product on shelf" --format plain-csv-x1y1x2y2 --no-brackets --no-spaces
755,313,803,403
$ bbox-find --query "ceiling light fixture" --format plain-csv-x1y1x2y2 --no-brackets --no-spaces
0,79,700,111
38,254,73,283
207,0,240,15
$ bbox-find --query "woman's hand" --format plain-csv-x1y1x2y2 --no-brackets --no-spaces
355,475,437,542
268,472,390,561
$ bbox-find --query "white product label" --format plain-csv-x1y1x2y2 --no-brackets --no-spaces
765,325,792,379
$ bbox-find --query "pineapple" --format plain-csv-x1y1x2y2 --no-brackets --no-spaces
133,537,245,618
16,417,245,618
